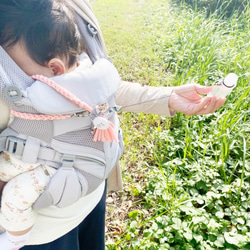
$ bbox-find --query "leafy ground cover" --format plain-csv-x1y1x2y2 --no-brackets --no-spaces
92,0,250,249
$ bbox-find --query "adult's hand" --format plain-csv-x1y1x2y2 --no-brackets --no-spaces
168,84,226,116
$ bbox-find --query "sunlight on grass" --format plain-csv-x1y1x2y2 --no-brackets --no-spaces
93,0,250,249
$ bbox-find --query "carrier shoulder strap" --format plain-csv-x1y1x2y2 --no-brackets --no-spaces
70,0,107,62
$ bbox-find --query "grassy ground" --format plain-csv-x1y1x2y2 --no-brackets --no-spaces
92,0,250,249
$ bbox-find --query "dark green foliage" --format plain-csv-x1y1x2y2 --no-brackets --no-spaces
172,0,248,17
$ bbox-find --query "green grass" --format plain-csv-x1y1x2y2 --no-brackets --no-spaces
92,0,250,249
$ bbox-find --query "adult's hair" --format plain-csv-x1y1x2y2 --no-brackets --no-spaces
0,0,81,68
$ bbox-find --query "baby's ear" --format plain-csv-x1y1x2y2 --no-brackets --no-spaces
48,58,66,76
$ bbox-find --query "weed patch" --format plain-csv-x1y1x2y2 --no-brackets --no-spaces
93,0,250,248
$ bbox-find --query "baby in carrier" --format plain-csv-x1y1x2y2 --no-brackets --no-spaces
0,0,120,249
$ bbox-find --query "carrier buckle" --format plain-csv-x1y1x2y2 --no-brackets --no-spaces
5,136,25,156
61,154,76,168
87,23,98,36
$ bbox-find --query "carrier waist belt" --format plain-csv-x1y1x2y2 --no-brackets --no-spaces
0,136,106,167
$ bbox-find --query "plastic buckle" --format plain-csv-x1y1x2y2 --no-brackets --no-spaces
4,85,22,102
5,136,25,156
61,154,76,168
87,23,98,36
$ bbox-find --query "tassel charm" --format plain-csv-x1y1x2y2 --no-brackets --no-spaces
93,116,118,142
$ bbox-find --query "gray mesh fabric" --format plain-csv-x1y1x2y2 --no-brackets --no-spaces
78,170,103,195
54,128,104,151
10,118,54,143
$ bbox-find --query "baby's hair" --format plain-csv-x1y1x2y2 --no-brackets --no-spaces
0,0,81,68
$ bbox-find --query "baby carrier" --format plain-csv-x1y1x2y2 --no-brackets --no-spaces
0,13,123,209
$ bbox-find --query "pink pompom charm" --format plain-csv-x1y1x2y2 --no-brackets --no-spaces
93,116,118,142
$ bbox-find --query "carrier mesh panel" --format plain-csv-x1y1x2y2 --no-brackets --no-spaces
0,48,33,89
77,169,103,195
0,47,40,113
10,103,40,113
10,118,54,143
54,129,104,151
54,113,116,151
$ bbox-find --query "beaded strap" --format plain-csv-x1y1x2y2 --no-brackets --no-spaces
10,75,93,120
10,75,118,142
10,108,70,120
32,75,93,112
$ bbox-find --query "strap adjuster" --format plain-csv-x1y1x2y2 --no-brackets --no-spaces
87,23,98,36
5,136,25,156
61,154,76,168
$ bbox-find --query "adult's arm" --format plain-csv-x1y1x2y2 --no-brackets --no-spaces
116,81,175,116
70,0,225,117
116,81,226,117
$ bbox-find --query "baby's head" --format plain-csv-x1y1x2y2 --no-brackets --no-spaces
0,0,81,76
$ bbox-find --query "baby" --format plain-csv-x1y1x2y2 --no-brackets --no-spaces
0,0,92,249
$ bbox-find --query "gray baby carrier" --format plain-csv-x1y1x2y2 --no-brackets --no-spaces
0,15,123,209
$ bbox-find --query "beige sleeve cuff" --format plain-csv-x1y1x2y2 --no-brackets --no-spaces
116,81,176,117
